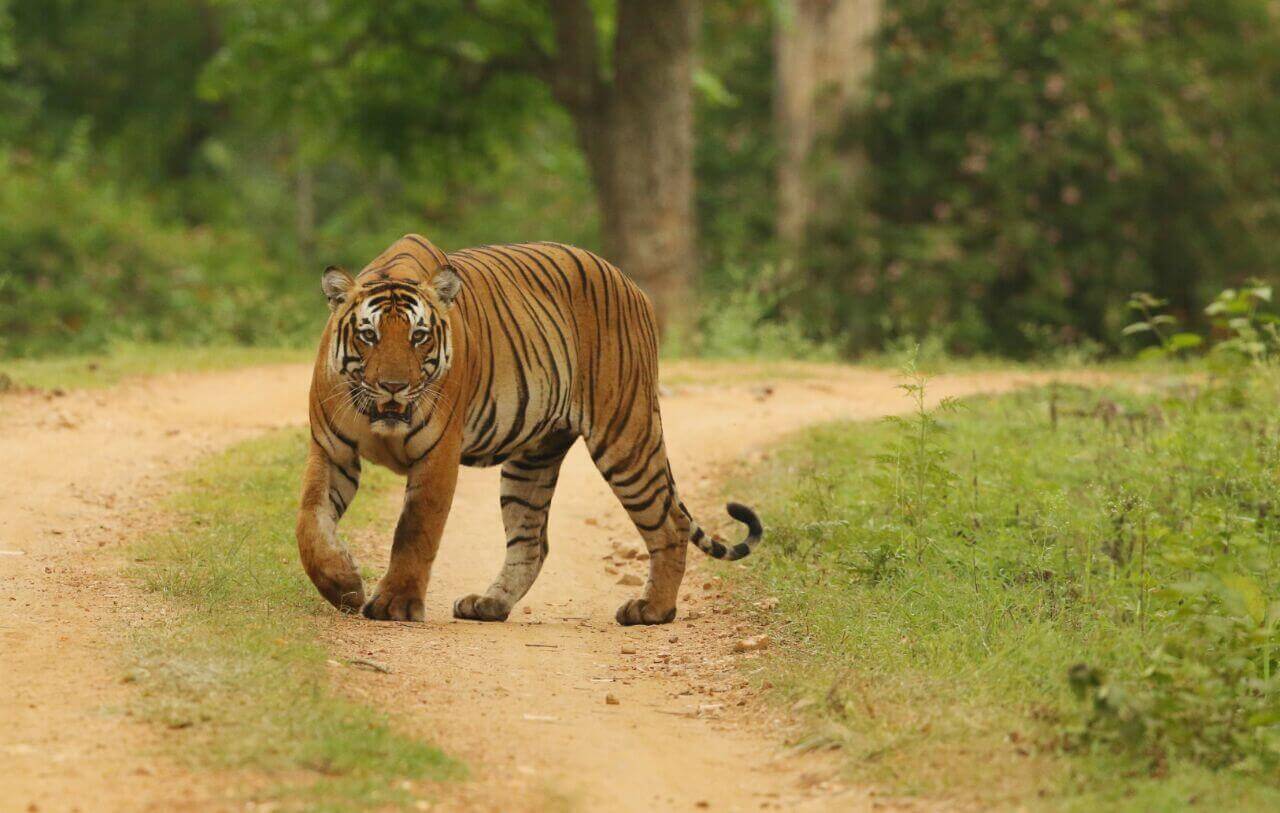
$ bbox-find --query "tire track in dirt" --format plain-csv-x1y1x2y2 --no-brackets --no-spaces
0,362,1096,812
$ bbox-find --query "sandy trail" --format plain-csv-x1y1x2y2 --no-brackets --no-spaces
0,362,1085,812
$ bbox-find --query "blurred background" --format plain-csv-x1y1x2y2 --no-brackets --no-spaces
2,0,1278,362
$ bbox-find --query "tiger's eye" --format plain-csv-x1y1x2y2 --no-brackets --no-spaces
358,328,377,344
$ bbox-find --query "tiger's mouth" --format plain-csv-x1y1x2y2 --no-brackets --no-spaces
369,401,413,425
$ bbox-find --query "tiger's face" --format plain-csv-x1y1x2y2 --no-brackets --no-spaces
321,263,462,436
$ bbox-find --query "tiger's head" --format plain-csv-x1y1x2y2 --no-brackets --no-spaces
320,257,462,436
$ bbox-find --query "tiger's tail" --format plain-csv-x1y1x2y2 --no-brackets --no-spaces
685,502,764,561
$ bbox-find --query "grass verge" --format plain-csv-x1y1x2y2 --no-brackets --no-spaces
731,369,1280,810
0,342,311,391
127,428,459,811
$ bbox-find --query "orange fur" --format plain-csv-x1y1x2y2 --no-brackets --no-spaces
297,234,761,624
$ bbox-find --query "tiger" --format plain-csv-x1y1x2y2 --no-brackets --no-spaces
297,234,763,625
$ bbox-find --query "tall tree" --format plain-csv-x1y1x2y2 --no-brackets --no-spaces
208,0,700,330
773,0,881,251
552,0,700,328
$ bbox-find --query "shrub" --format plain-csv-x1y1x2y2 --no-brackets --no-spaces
691,261,837,361
802,0,1280,356
0,149,318,357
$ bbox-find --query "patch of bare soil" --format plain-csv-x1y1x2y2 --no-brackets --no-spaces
0,366,309,813
0,362,1097,811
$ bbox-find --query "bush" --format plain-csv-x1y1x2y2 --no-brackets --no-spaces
690,262,837,361
802,0,1280,356
0,149,319,357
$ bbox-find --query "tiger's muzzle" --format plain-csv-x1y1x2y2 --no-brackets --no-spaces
368,380,415,427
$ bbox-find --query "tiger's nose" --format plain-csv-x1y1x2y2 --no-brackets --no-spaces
379,380,409,395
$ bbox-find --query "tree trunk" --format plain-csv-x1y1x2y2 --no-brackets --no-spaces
774,0,881,251
549,0,700,334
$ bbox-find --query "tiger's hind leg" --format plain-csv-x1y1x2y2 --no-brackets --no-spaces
452,445,569,622
589,427,691,626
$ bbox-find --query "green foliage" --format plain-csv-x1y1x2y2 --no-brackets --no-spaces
203,0,554,165
0,0,38,142
200,0,600,261
0,0,600,361
5,0,1280,362
873,350,960,549
801,0,1280,356
1071,564,1280,773
689,261,836,360
1123,281,1280,367
696,1,778,277
733,346,1280,800
1206,282,1280,365
1123,292,1203,360
5,0,227,183
0,150,318,357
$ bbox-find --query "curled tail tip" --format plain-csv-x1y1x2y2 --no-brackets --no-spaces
726,502,763,539
692,502,762,561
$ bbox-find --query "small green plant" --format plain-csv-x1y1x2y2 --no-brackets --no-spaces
770,469,847,560
1123,292,1204,360
878,332,954,370
1207,281,1280,366
1070,570,1280,773
839,540,905,585
873,347,959,555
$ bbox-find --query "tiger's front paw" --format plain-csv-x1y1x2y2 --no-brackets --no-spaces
452,593,510,622
615,598,676,626
361,583,425,622
316,572,366,614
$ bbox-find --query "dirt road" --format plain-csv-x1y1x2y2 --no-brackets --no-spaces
0,362,1081,812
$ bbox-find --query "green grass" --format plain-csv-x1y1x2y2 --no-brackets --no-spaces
730,368,1280,810
0,342,311,390
126,429,459,811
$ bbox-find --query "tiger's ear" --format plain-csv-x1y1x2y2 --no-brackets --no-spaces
433,265,462,310
321,265,354,311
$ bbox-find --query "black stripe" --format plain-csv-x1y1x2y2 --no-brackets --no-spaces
500,495,551,512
